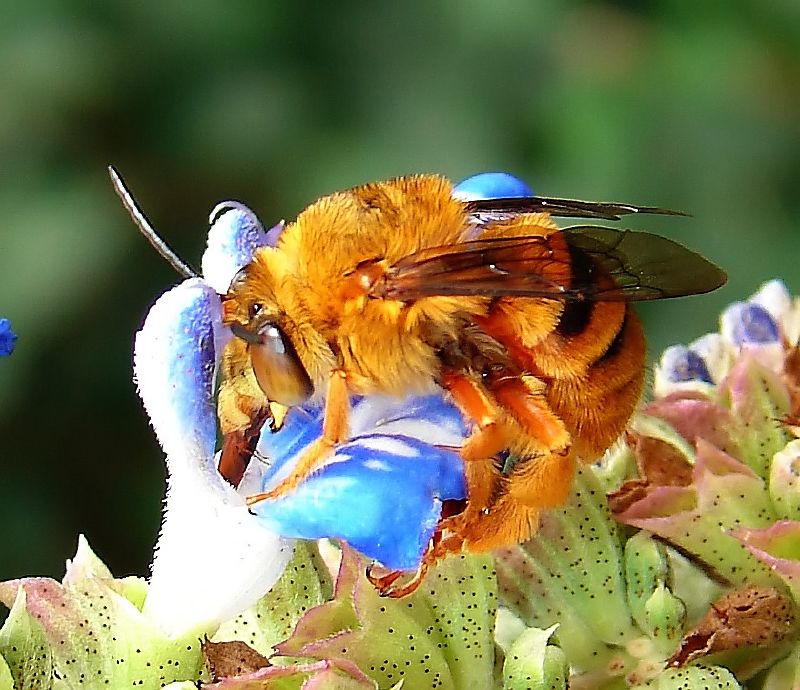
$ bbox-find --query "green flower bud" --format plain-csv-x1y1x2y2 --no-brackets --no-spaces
644,584,686,652
769,439,800,521
647,665,742,689
503,625,568,690
625,531,669,633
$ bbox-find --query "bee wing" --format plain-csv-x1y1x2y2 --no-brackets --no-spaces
465,196,687,222
376,226,726,302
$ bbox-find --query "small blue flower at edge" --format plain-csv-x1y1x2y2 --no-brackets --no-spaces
0,318,17,356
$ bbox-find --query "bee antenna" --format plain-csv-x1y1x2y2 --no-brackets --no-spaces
107,165,199,280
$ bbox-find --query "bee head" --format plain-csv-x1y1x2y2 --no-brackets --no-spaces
224,264,313,408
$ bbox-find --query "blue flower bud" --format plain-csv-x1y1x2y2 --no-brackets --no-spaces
721,302,780,346
453,172,534,200
0,318,17,356
659,345,713,383
750,279,791,323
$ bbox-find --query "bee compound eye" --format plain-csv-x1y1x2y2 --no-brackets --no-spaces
249,324,314,407
249,302,264,319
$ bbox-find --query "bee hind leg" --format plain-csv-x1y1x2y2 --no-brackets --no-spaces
246,369,350,506
487,375,574,509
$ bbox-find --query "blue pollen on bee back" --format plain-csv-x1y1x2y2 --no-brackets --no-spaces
0,318,17,356
661,345,713,383
724,302,780,345
453,172,534,200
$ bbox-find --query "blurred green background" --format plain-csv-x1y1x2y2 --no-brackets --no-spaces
1,1,798,581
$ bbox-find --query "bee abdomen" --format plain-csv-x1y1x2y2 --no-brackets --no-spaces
544,305,646,456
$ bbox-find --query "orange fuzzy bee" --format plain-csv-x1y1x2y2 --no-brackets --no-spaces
213,174,725,596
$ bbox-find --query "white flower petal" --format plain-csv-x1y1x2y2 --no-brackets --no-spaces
134,279,292,637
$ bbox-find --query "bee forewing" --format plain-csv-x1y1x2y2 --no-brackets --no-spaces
375,227,726,303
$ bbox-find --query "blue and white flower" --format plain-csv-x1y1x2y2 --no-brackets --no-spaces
135,188,479,635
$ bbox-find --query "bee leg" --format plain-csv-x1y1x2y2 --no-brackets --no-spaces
367,536,443,598
365,564,404,592
218,337,274,488
487,376,574,508
370,528,472,598
218,406,272,488
438,370,506,511
373,561,431,598
453,375,573,551
246,369,350,505
458,493,541,552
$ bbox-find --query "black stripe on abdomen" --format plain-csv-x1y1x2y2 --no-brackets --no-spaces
555,242,595,337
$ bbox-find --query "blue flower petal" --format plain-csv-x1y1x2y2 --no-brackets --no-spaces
722,302,780,346
659,345,713,384
254,434,464,570
201,202,279,294
0,318,17,356
252,394,468,570
134,278,222,462
258,405,325,475
750,279,791,322
136,279,296,632
453,172,534,200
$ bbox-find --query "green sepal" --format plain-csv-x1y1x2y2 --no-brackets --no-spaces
0,537,205,688
720,357,791,480
637,665,742,689
276,545,497,690
0,586,52,689
770,439,800,521
496,467,637,672
760,642,800,690
0,653,13,690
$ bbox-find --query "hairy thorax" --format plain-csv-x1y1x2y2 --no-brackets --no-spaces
318,291,494,397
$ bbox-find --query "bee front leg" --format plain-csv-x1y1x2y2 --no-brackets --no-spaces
246,369,350,506
218,337,274,488
219,407,272,488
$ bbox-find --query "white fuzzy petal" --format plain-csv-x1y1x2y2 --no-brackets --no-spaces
135,279,292,637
